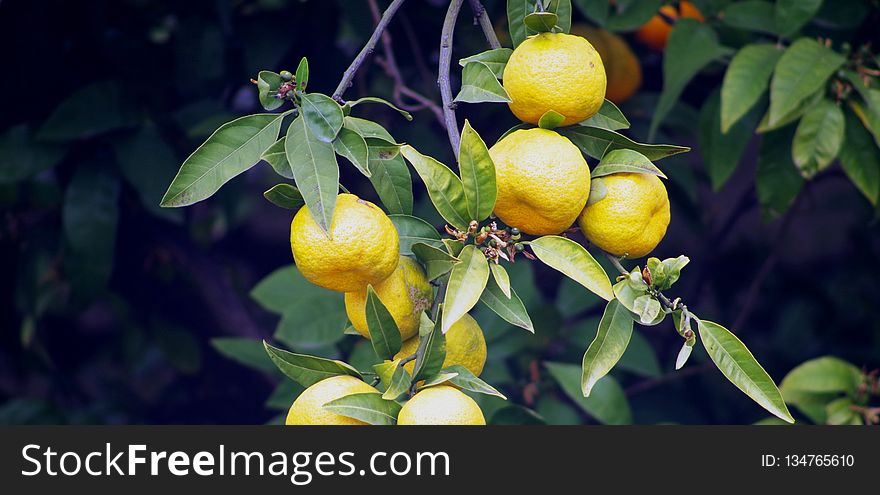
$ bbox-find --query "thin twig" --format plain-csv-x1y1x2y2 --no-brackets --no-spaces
332,0,407,102
439,0,465,155
468,0,502,49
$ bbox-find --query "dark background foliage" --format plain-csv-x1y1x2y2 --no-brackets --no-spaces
1,0,878,425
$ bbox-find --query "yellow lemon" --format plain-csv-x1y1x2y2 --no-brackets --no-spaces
344,256,433,341
394,314,486,377
570,25,642,105
489,128,591,235
290,193,399,293
285,375,379,425
578,173,670,258
397,386,486,425
503,32,606,126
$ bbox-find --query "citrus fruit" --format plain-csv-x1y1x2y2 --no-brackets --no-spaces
503,32,607,126
570,25,642,104
397,386,486,425
394,313,487,377
344,256,433,341
290,193,399,293
635,1,704,51
489,128,591,235
578,173,670,258
285,375,379,425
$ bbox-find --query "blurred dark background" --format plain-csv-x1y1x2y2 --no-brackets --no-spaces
1,0,878,425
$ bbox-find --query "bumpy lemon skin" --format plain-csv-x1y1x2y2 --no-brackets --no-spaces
394,314,487,377
285,375,380,425
290,193,399,293
570,25,642,105
503,32,607,126
344,257,433,341
578,173,671,258
489,128,591,235
397,386,486,425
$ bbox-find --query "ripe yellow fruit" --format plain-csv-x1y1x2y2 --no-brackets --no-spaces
285,375,379,425
570,25,642,105
290,193,399,293
394,314,487,377
344,256,433,341
503,32,607,126
578,173,670,258
489,128,591,235
397,386,486,425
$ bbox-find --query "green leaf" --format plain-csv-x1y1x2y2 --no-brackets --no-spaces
578,100,630,131
479,275,534,333
36,81,141,142
650,20,732,139
675,341,694,370
412,243,459,281
581,299,634,396
842,71,880,147
0,125,65,184
261,137,293,179
263,341,361,388
211,337,277,374
721,1,778,35
299,93,344,143
322,392,400,425
720,44,782,133
775,0,822,36
559,126,690,161
412,313,447,381
612,277,648,314
646,255,689,291
367,141,400,162
757,88,823,134
757,127,803,221
418,372,459,389
347,96,412,120
825,397,861,425
263,183,305,210
455,61,512,104
538,110,565,129
369,154,413,215
591,148,667,179
545,362,632,424
528,236,613,301
458,120,497,221
400,145,470,230
442,245,490,333
389,214,443,255
343,117,397,144
490,264,511,299
839,110,880,205
780,356,864,397
697,319,795,423
375,360,413,400
616,331,662,377
364,286,403,360
112,125,184,223
700,90,762,190
508,0,538,46
257,70,284,111
443,239,465,257
161,113,285,207
550,0,572,32
572,0,609,26
523,11,558,32
443,365,507,399
604,0,663,32
295,57,309,91
459,48,513,79
332,127,370,177
490,406,546,425
768,38,845,128
632,295,661,325
284,115,339,232
792,99,845,178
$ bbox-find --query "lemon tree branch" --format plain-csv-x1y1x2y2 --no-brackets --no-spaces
468,0,501,50
439,0,465,155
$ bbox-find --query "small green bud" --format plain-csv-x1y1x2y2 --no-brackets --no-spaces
510,227,520,236
515,243,525,252
280,70,293,81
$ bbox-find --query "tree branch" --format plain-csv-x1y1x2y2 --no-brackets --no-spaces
439,0,465,155
332,0,407,102
468,0,502,49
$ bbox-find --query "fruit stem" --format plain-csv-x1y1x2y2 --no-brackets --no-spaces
439,0,465,155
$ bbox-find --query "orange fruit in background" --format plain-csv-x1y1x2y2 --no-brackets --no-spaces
570,25,642,104
635,1,704,51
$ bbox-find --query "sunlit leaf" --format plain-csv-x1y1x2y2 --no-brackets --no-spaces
458,120,497,221
284,115,339,232
299,93,344,142
560,126,689,161
479,274,534,333
389,214,443,255
263,341,361,388
839,110,880,205
528,236,613,301
720,44,782,133
400,145,470,230
581,299,633,396
442,245,490,333
578,99,630,131
455,61,512,104
792,98,845,178
768,38,844,128
365,286,403,360
333,127,370,176
591,148,667,179
261,137,293,179
412,243,459,281
459,48,513,79
443,365,507,399
323,392,400,425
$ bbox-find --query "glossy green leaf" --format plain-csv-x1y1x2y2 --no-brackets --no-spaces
295,57,309,91
792,99,845,178
211,338,277,374
775,0,822,36
369,154,413,215
572,0,609,26
412,312,447,381
839,110,880,205
443,365,507,399
257,71,284,111
632,295,661,325
299,93,344,143
757,88,823,134
332,127,370,176
528,236,613,301
545,362,632,424
459,48,513,79
261,137,293,179
581,299,633,396
459,120,497,221
550,0,572,32
400,145,470,230
375,360,413,400
263,341,361,388
347,96,412,120
443,239,465,257
560,126,690,161
412,243,459,281
768,38,845,128
756,127,803,221
579,99,630,131
842,71,880,146
455,61,512,104
697,319,795,423
604,0,663,32
322,392,400,425
523,12,558,32
646,255,689,291
285,115,339,232
442,245,490,333
538,110,565,129
507,0,539,46
389,215,443,255
780,356,863,397
490,263,511,299
720,44,782,133
161,113,285,207
591,148,667,179
343,116,397,144
365,286,403,360
721,1,778,35
418,372,459,389
263,183,304,210
700,90,762,190
479,275,534,333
